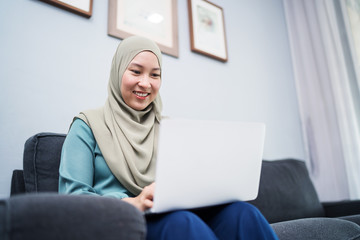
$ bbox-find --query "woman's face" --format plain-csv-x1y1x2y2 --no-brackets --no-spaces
121,51,161,111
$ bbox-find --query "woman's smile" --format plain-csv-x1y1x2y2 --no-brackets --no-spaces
133,91,150,99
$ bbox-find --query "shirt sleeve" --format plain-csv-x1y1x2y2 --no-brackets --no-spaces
59,119,130,199
58,119,101,196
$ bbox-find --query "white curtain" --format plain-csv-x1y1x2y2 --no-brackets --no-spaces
283,0,360,201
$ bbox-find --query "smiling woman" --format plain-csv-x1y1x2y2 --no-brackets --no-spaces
121,51,161,111
58,35,278,240
59,35,163,203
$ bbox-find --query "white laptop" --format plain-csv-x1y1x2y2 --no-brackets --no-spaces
146,118,265,214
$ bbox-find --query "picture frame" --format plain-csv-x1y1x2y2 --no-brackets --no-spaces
108,0,179,58
39,0,93,18
188,0,228,62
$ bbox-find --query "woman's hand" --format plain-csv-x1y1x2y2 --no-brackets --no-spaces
122,182,155,212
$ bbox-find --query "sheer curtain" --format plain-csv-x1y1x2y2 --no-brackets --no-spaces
283,0,360,201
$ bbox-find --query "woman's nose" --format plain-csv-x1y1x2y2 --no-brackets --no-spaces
138,77,151,89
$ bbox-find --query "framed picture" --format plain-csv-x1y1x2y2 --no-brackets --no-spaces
108,0,179,58
39,0,93,18
188,0,228,62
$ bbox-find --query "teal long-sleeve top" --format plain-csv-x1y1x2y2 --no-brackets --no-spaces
58,119,134,199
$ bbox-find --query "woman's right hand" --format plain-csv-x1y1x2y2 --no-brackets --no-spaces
122,182,155,212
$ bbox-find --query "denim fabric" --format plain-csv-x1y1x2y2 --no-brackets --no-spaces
146,202,279,240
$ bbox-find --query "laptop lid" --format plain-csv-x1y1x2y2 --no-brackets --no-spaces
147,118,265,214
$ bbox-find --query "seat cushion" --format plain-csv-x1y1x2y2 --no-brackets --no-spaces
23,133,66,192
248,159,325,223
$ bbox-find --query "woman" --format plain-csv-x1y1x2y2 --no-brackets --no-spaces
59,36,278,240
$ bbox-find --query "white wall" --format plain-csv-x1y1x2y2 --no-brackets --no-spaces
0,0,305,198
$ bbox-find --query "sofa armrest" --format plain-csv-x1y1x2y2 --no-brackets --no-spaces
271,217,360,240
323,200,360,217
1,193,146,240
11,170,25,196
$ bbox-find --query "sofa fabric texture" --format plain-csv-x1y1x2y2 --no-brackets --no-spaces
272,218,360,240
248,159,325,223
10,170,25,195
23,133,66,193
1,193,146,240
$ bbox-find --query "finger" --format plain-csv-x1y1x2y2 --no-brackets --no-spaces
144,199,153,209
142,187,154,199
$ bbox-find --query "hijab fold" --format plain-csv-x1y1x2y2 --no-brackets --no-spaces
75,36,162,195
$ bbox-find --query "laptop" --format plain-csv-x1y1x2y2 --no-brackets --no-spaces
146,118,265,214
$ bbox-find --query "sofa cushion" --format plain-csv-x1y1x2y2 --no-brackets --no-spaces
11,170,25,195
271,218,360,240
23,133,66,192
248,159,325,223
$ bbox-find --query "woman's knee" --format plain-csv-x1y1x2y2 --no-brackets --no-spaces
162,211,205,229
214,202,277,239
164,211,196,223
227,201,258,211
225,201,265,221
147,211,217,240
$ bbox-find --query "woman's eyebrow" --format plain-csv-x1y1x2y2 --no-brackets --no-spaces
129,62,160,71
128,63,143,68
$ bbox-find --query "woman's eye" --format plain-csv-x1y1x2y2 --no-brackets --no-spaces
152,73,161,78
131,69,141,74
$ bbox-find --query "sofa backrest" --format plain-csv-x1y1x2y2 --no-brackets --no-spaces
248,159,325,223
23,133,66,193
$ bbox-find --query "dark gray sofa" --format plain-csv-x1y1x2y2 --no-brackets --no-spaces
248,159,360,239
2,132,360,239
2,133,146,240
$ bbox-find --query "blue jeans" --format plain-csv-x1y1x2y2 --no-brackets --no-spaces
146,201,278,240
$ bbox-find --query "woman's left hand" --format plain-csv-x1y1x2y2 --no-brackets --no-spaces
122,182,155,212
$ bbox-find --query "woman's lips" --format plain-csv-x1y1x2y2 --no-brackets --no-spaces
134,91,150,99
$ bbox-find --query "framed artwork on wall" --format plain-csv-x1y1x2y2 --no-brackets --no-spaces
188,0,228,62
108,0,179,58
40,0,93,18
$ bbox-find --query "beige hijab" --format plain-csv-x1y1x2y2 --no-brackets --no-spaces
76,36,162,196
